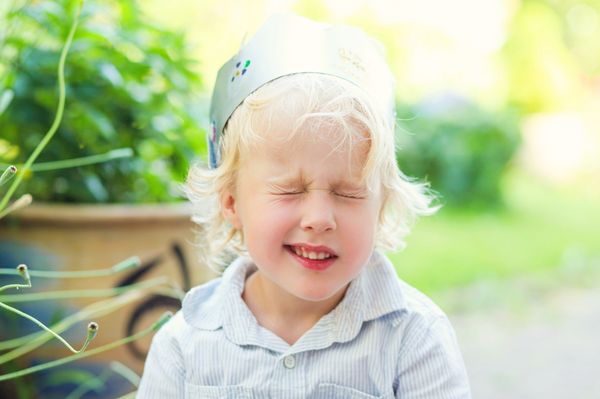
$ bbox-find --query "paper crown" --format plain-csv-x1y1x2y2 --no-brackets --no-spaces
208,13,396,168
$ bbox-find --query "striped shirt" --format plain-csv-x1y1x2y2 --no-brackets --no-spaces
137,251,471,398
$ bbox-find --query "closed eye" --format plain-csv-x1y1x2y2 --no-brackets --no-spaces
270,188,366,199
273,190,304,196
334,192,366,199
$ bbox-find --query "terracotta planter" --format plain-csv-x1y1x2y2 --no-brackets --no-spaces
0,202,215,374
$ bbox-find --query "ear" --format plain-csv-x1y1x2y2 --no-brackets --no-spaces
220,187,242,229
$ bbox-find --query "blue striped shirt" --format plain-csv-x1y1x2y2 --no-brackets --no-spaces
137,251,471,398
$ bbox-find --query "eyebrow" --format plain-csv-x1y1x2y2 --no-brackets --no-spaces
266,172,311,187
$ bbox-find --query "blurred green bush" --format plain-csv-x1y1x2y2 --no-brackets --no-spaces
0,0,206,203
396,93,521,207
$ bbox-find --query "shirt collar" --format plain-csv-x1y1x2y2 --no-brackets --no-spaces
182,256,251,331
182,251,406,353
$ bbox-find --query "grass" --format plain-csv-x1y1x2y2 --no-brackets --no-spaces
388,168,600,295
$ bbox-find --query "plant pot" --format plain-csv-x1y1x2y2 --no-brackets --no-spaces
0,202,215,375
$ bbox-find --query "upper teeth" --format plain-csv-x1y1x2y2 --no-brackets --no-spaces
292,246,332,260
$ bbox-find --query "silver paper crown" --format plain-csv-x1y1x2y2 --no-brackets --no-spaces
208,13,396,168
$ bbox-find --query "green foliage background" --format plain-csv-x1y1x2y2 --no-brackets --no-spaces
396,95,521,207
0,0,206,203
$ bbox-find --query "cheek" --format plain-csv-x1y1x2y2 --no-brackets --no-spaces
340,203,379,246
240,198,296,239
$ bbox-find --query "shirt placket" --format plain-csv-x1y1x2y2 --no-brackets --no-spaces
269,351,307,399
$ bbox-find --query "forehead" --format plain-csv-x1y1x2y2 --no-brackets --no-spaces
245,113,370,175
249,93,370,152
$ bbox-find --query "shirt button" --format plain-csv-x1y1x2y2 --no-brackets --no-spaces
283,355,296,369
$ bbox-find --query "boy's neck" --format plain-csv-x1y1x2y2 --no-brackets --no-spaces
241,271,348,345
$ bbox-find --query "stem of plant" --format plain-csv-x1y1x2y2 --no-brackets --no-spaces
0,290,180,365
0,276,169,303
0,148,134,172
110,361,141,387
0,282,30,293
0,264,31,293
0,0,82,213
0,281,30,293
0,256,141,279
0,285,181,362
0,311,172,382
0,193,32,219
64,361,140,399
0,301,97,354
115,392,137,399
64,365,113,399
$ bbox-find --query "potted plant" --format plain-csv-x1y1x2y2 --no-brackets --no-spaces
0,0,214,375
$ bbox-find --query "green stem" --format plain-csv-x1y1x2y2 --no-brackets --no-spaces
0,301,95,354
0,264,31,293
0,311,172,382
64,366,113,399
0,0,82,213
64,361,141,399
0,285,180,362
63,361,140,399
0,276,169,303
110,361,141,387
0,193,32,219
0,256,140,279
115,392,137,399
0,282,30,293
0,148,134,172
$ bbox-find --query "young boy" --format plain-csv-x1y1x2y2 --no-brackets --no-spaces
138,13,471,398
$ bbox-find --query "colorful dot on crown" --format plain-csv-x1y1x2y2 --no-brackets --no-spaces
231,59,252,82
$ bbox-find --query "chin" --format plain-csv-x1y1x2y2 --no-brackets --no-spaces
291,283,348,303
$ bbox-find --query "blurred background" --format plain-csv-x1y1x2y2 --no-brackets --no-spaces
1,0,599,397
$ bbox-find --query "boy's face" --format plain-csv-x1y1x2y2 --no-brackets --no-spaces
221,121,382,303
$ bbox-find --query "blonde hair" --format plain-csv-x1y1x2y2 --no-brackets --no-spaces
185,74,436,272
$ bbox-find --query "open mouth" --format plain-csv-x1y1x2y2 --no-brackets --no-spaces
284,245,338,271
286,245,335,260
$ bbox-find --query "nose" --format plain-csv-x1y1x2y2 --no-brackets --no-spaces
300,191,337,233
